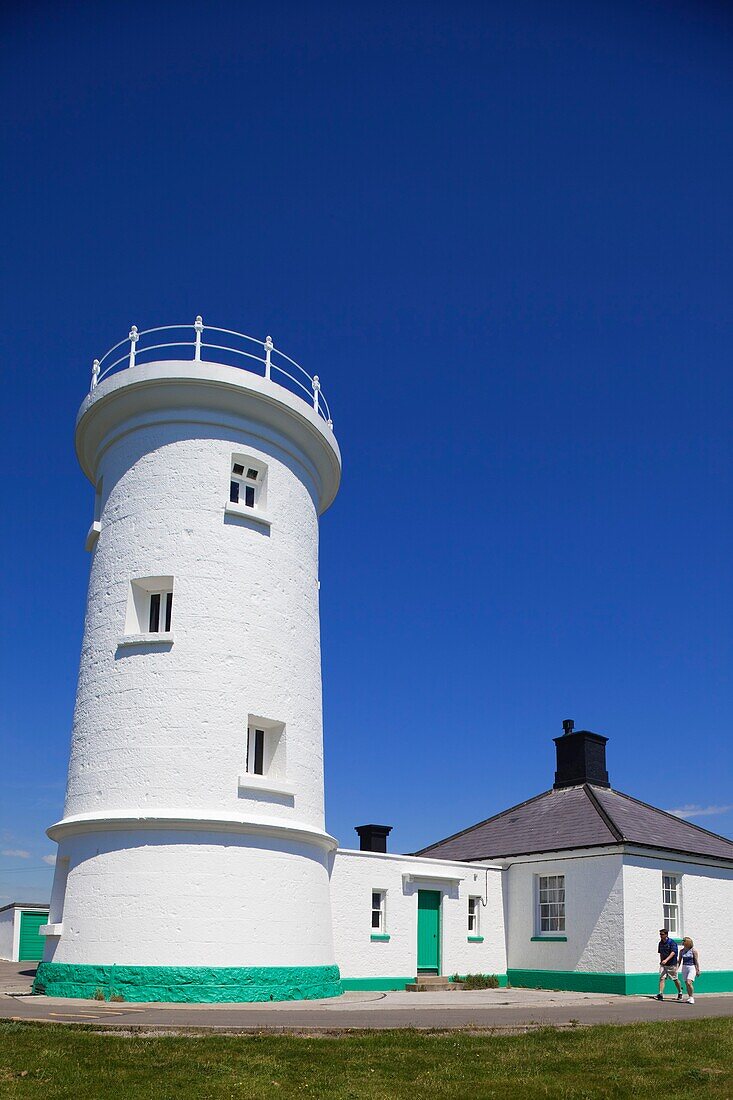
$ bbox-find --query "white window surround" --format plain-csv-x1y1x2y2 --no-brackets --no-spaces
468,896,481,936
371,890,386,933
40,923,63,937
85,478,104,550
662,873,682,936
535,874,566,935
239,716,286,787
227,455,270,527
123,576,174,644
237,773,295,798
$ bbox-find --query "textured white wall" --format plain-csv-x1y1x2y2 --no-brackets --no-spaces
506,852,625,973
330,850,507,979
66,422,325,828
622,854,733,973
46,828,335,967
0,910,14,961
46,364,341,973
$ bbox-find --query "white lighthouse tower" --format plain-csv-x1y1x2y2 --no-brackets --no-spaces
36,321,342,1002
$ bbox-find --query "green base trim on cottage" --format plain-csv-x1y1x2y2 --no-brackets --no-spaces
32,962,342,1003
340,976,413,991
507,969,733,996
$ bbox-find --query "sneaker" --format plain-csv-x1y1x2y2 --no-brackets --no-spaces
655,994,663,1001
688,997,695,1005
677,992,683,1001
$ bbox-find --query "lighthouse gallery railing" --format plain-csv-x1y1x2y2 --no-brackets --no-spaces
90,318,333,428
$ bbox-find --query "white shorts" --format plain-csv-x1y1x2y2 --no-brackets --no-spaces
681,965,697,984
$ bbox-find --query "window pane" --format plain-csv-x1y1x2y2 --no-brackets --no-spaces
372,911,381,929
149,593,161,632
232,463,244,476
164,592,173,632
246,468,258,481
230,480,240,503
253,729,264,775
245,485,255,508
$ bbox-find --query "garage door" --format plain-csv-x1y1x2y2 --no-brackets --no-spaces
18,911,46,961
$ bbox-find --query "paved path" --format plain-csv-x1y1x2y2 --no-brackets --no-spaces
2,964,732,1033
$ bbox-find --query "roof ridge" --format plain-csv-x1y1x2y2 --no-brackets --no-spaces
583,784,624,842
603,787,733,850
413,788,554,856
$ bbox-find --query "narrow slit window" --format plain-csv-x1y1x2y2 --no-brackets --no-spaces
126,577,174,638
468,897,480,935
246,727,266,775
149,593,161,632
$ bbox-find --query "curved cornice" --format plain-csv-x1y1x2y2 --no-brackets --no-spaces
75,361,342,513
47,809,339,852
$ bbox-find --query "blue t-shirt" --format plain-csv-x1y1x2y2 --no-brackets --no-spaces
658,938,677,963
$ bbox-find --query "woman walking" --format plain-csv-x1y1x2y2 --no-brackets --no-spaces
678,938,701,1004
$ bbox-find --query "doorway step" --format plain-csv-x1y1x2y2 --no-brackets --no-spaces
405,975,460,992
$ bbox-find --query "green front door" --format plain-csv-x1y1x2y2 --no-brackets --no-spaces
417,890,441,973
18,911,46,962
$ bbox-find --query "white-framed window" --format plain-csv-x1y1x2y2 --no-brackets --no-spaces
371,890,386,933
125,577,174,636
468,896,481,936
662,874,681,935
536,874,565,934
230,457,266,510
244,716,285,779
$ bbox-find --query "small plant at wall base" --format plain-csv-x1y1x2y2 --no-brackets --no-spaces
450,973,500,990
93,988,105,1001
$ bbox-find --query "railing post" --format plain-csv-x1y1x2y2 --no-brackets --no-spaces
312,374,320,415
91,359,100,391
264,335,273,380
128,325,139,369
194,315,203,361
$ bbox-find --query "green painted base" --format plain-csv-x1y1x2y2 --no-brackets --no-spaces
341,976,412,991
33,962,342,1003
507,969,733,996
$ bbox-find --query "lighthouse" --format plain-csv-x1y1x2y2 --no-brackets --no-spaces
35,321,343,1002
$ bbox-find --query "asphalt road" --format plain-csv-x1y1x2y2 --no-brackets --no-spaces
2,964,732,1033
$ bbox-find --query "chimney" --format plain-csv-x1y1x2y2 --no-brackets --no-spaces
355,824,392,853
553,720,610,789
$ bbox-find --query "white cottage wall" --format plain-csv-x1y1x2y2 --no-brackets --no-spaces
506,851,625,976
623,853,733,973
330,850,506,985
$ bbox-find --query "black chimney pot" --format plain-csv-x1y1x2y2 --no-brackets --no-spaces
355,824,392,853
553,722,610,789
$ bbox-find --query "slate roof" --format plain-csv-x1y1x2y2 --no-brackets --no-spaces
415,784,733,864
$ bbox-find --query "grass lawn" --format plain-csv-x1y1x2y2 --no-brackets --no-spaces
0,1018,731,1098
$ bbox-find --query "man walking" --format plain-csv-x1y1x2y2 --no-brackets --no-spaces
656,928,683,1001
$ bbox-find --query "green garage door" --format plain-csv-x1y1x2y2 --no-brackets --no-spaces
18,911,46,961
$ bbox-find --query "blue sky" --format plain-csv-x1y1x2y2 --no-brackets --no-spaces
2,0,733,906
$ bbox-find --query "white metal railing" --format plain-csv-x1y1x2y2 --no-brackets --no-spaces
89,317,333,428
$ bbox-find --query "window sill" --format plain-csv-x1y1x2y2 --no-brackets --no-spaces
370,934,390,942
225,503,272,529
238,774,294,798
118,632,174,648
467,936,484,943
40,923,63,936
85,521,101,551
531,936,567,942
